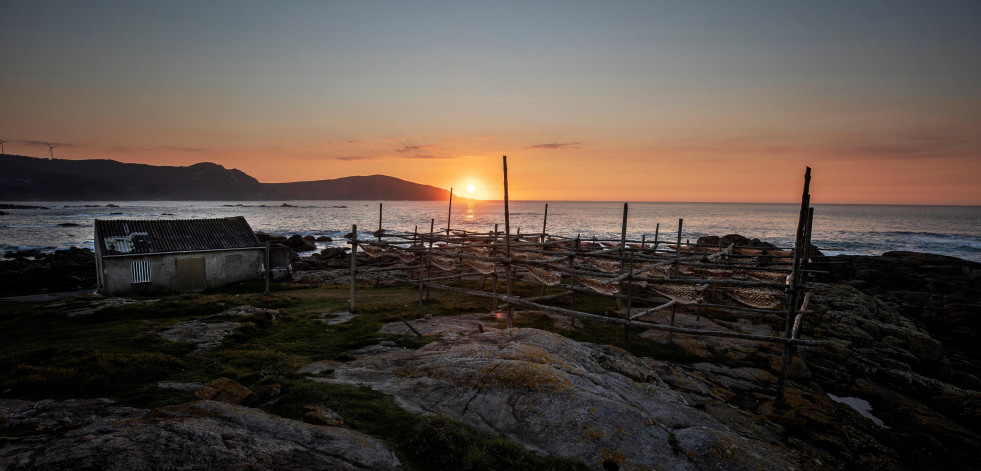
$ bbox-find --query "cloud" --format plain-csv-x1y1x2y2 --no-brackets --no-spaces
396,144,438,153
524,142,584,149
331,155,380,161
402,154,455,160
20,140,74,148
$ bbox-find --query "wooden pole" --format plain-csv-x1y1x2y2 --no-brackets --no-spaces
503,156,514,329
349,224,357,313
541,203,549,244
617,202,628,309
674,219,683,277
620,202,629,251
654,223,660,248
378,203,383,240
447,187,453,235
263,241,270,296
776,167,811,407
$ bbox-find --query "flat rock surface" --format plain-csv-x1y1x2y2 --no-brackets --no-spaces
0,399,401,471
379,312,497,339
313,326,801,471
156,320,242,353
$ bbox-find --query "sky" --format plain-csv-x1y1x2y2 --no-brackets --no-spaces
1,1,979,204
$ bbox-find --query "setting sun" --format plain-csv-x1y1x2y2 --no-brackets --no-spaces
466,184,476,194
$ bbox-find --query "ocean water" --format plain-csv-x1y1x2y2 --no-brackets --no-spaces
1,200,980,262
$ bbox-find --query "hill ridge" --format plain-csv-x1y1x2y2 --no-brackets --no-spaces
0,155,453,201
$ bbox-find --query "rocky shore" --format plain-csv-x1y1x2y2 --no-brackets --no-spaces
2,238,979,469
0,247,96,297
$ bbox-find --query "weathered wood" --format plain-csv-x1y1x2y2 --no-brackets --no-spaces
421,282,831,347
263,241,271,296
446,187,453,236
349,224,357,313
541,203,549,244
398,315,423,337
503,156,514,328
674,219,683,277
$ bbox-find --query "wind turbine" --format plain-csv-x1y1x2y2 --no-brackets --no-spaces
0,138,6,155
46,143,57,159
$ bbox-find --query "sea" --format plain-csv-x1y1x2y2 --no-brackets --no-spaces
2,200,980,263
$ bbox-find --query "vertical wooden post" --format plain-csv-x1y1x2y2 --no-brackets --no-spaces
641,234,646,250
541,203,549,244
263,241,270,296
503,156,514,329
349,224,357,313
776,167,811,407
617,202,628,309
377,203,383,241
674,219,683,277
418,247,425,319
620,202,629,250
654,223,660,249
624,253,633,343
446,187,453,236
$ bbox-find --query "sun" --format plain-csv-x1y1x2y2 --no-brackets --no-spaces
466,184,475,194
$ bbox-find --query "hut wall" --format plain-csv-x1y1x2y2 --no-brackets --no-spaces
100,248,264,296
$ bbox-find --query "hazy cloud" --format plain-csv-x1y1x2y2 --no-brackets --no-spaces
402,154,455,160
396,144,438,153
525,142,583,149
20,140,74,148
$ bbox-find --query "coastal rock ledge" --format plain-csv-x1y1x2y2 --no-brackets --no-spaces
313,327,805,471
0,399,400,471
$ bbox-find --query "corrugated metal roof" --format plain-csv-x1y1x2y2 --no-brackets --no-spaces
95,216,262,256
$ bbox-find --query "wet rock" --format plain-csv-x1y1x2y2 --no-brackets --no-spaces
285,234,317,252
315,236,332,242
195,377,254,405
304,405,344,426
0,247,96,296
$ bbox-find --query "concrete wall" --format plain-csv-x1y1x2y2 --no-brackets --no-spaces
101,248,264,296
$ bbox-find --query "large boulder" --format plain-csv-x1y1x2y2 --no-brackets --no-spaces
285,234,317,252
0,399,401,470
313,327,804,470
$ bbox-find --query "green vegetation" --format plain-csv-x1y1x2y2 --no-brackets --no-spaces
0,278,734,470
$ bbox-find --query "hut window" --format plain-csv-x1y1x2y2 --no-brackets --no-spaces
131,260,151,283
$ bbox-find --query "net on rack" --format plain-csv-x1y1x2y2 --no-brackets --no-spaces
523,264,562,286
649,283,705,304
584,257,621,274
359,244,385,258
718,286,782,309
429,255,457,271
464,258,497,275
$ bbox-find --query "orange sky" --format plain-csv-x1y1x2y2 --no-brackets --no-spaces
2,2,979,205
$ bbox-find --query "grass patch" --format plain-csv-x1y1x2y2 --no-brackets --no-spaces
258,377,588,471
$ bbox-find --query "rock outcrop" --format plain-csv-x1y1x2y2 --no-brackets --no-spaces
313,327,807,470
0,399,401,470
0,247,96,296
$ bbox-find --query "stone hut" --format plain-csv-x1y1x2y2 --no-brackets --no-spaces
94,216,265,296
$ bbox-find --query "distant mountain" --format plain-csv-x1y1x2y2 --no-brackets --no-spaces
0,155,454,201
266,175,449,200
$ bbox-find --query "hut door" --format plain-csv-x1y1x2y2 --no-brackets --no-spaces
176,257,206,292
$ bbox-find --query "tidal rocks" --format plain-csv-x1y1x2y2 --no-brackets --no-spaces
0,247,96,296
0,399,401,471
812,251,981,386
